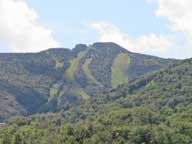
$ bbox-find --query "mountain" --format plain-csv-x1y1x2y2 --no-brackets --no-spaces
0,58,191,144
0,42,176,121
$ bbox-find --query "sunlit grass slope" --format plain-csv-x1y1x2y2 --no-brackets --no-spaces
111,53,130,87
66,50,88,80
82,58,102,86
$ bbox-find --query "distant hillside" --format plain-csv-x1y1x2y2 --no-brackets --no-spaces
0,42,176,121
1,58,191,144
78,58,192,117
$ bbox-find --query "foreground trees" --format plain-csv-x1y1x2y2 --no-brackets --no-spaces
0,105,192,144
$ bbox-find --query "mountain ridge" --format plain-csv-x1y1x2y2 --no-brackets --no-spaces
0,42,178,121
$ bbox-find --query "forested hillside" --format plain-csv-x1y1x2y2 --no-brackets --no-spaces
0,42,175,121
0,58,191,144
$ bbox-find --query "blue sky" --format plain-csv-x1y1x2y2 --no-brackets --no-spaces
0,0,191,59
25,0,169,47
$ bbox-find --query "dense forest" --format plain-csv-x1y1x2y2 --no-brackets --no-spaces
0,53,191,143
0,42,175,121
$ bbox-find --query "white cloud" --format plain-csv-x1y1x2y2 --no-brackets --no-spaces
91,22,176,57
155,0,192,34
91,0,192,58
147,0,192,58
0,0,59,52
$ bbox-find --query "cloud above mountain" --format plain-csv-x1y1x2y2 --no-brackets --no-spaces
91,22,176,58
0,0,191,58
91,0,192,58
0,0,59,52
155,0,192,34
155,0,192,55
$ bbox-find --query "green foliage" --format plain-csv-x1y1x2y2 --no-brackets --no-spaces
66,49,88,80
0,42,176,122
0,58,192,144
82,58,101,86
1,106,192,144
49,83,60,98
111,53,130,87
54,58,64,68
71,88,90,100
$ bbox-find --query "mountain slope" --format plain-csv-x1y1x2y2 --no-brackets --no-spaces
0,58,191,144
0,42,176,121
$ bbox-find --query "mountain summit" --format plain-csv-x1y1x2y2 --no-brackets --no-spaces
0,42,177,121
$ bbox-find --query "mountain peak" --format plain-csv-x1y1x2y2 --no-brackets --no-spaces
0,41,178,121
68,42,130,55
92,42,128,51
92,42,121,47
40,42,129,55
